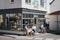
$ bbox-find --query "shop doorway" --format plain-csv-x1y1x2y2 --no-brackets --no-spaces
34,18,45,32
34,18,44,27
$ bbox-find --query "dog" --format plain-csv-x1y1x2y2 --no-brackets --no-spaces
26,29,35,36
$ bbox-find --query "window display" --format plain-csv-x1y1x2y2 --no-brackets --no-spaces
1,14,22,31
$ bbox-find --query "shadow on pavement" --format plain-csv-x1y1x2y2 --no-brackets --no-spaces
46,29,60,35
0,33,16,39
0,33,26,39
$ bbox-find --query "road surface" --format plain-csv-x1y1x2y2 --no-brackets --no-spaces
0,33,60,40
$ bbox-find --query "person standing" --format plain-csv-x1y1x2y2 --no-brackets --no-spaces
40,24,46,33
32,24,36,33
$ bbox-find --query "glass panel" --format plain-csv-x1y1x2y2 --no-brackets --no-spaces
25,0,31,4
34,18,36,24
38,15,44,18
1,14,22,31
29,0,31,3
22,19,34,28
40,0,44,7
23,14,33,18
25,0,28,3
26,14,29,18
11,0,14,2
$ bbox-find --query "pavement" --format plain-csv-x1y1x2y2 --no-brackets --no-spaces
0,33,60,40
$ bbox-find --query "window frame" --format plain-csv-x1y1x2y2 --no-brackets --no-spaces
40,0,44,7
25,0,31,4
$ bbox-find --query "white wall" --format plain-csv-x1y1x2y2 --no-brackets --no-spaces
0,0,22,9
0,0,4,9
49,0,60,31
49,15,60,30
50,0,60,12
49,15,57,30
22,0,47,11
0,0,47,11
58,15,60,30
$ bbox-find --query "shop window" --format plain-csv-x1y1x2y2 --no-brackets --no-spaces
34,18,36,24
23,14,33,18
26,14,29,18
4,14,22,31
29,19,33,24
38,15,44,18
23,14,26,18
23,19,34,27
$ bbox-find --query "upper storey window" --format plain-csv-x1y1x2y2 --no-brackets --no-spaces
11,0,14,2
25,0,31,4
40,0,44,7
10,0,14,4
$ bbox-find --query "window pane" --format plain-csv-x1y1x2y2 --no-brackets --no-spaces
25,0,31,4
40,0,44,7
38,15,44,18
23,19,25,24
29,0,31,3
26,0,28,3
23,14,33,18
11,0,14,2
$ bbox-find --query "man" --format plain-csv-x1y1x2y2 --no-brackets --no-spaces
32,24,36,33
40,24,46,33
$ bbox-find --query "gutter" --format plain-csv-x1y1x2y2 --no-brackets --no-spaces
50,0,55,5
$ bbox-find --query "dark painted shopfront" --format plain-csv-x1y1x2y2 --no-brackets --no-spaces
0,8,46,34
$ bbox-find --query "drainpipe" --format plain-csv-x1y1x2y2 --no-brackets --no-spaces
50,0,55,5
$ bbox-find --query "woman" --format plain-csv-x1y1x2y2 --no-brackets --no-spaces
40,24,46,33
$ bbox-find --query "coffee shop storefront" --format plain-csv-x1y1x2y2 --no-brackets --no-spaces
0,8,46,34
